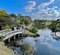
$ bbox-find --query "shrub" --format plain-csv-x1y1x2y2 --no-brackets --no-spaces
31,28,38,33
2,25,10,29
0,36,5,40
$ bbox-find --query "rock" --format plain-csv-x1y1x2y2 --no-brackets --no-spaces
36,34,40,37
30,34,40,37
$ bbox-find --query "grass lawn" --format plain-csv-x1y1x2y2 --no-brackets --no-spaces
45,21,52,25
24,30,34,35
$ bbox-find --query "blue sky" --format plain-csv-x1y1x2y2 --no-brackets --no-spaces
0,0,60,20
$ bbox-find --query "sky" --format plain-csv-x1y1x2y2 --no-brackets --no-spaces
0,0,60,20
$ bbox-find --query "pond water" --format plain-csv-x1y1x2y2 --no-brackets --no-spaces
8,29,60,55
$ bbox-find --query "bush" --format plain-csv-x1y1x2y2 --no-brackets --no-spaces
2,25,10,29
0,36,6,40
30,28,38,33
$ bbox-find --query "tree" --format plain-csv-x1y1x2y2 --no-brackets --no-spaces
17,15,32,26
23,16,32,25
0,10,8,17
10,13,17,18
20,44,34,55
10,17,16,24
0,11,11,30
0,16,11,25
31,28,38,33
17,14,22,18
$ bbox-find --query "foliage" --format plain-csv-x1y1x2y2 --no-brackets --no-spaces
0,36,6,40
0,16,11,30
49,19,60,32
24,16,32,25
33,19,45,29
30,28,38,33
2,25,10,29
0,9,32,30
0,10,17,30
10,17,16,25
10,13,17,18
18,15,32,25
0,10,8,17
17,14,22,18
24,16,32,23
24,21,30,25
0,10,11,27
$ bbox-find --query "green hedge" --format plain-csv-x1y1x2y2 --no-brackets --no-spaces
0,36,6,40
30,28,38,33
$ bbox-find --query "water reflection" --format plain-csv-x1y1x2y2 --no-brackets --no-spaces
51,32,60,41
9,29,60,55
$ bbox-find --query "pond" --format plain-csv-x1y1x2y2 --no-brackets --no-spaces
7,29,60,55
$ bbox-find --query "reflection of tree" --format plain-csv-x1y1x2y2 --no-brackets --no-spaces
54,37,60,41
51,32,60,41
20,44,34,55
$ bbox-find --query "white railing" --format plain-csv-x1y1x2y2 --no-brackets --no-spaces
0,29,11,36
3,31,22,40
0,28,25,40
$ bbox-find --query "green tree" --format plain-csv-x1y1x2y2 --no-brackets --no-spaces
23,16,32,25
31,28,38,33
0,36,5,40
17,15,32,26
10,13,17,18
17,14,22,18
0,10,8,17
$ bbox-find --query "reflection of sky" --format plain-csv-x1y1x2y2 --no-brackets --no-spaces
15,29,60,55
23,29,60,55
56,32,60,37
23,37,36,46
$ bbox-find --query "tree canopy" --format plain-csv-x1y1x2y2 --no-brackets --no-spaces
0,9,33,30
10,13,17,18
0,10,8,17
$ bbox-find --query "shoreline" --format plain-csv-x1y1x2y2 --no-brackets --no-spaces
0,41,19,55
0,29,39,55
23,30,40,37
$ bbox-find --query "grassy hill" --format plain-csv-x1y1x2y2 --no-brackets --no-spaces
0,42,16,55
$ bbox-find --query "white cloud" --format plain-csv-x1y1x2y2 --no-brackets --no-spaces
53,6,58,8
50,0,54,3
41,41,60,52
25,1,36,12
32,0,60,20
25,0,60,20
24,37,36,46
38,0,54,10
